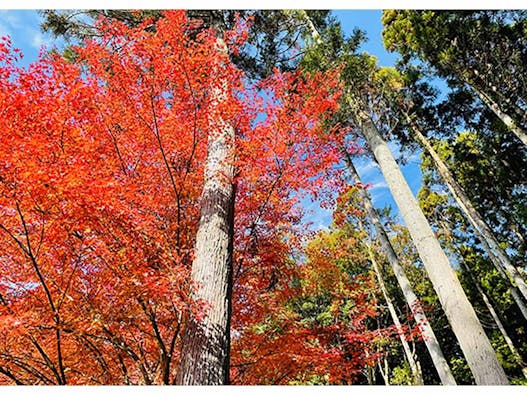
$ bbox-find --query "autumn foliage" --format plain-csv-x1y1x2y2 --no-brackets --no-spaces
0,10,376,384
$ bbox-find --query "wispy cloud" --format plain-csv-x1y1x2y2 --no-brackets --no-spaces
0,10,25,39
31,31,44,49
369,180,388,191
367,180,390,205
0,10,61,60
354,160,378,178
30,30,53,50
0,10,23,30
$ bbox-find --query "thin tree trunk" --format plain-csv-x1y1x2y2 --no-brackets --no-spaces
365,350,375,385
368,248,424,385
176,36,235,385
470,83,527,145
460,256,527,380
408,120,527,320
352,100,509,385
377,355,390,386
344,152,457,385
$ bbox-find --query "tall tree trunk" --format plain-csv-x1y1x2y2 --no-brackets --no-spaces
436,219,527,380
368,248,424,385
469,82,527,145
352,99,509,385
344,152,457,385
176,36,235,385
459,253,527,380
408,119,527,320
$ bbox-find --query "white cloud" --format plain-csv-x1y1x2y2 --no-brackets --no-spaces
370,189,390,206
369,180,388,191
0,12,17,38
0,11,23,29
30,31,44,49
29,29,54,50
367,180,390,205
0,11,58,56
355,160,378,178
31,32,44,49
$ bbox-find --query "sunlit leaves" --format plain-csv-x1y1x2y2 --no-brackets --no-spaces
0,10,345,385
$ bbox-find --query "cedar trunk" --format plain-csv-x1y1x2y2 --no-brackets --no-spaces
410,120,527,319
344,153,456,385
369,251,424,385
470,83,527,146
353,101,509,385
176,36,235,385
459,259,527,380
443,226,527,380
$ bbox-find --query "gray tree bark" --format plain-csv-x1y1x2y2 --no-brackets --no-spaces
352,99,509,385
409,120,527,320
459,252,527,381
470,83,527,146
377,355,391,385
344,152,457,385
436,219,527,380
176,36,235,385
368,249,424,385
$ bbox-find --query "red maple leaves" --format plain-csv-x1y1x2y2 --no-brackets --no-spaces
0,11,393,385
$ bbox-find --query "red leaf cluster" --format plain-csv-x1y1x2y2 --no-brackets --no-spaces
0,11,351,384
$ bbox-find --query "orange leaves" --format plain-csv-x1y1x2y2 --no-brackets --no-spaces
0,11,351,385
0,12,215,384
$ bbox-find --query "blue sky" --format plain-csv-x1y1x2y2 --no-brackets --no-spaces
0,9,424,230
302,10,425,230
0,10,58,62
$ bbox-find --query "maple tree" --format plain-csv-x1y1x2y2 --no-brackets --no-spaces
230,184,404,385
0,17,201,384
0,11,344,384
2,9,525,386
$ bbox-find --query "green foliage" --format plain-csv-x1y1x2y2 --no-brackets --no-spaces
450,357,474,384
511,377,527,385
292,294,334,327
375,66,404,91
382,10,527,136
390,363,414,385
41,10,163,40
438,131,525,264
417,129,527,384
289,374,330,385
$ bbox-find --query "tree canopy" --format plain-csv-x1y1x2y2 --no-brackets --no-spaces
0,9,525,386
